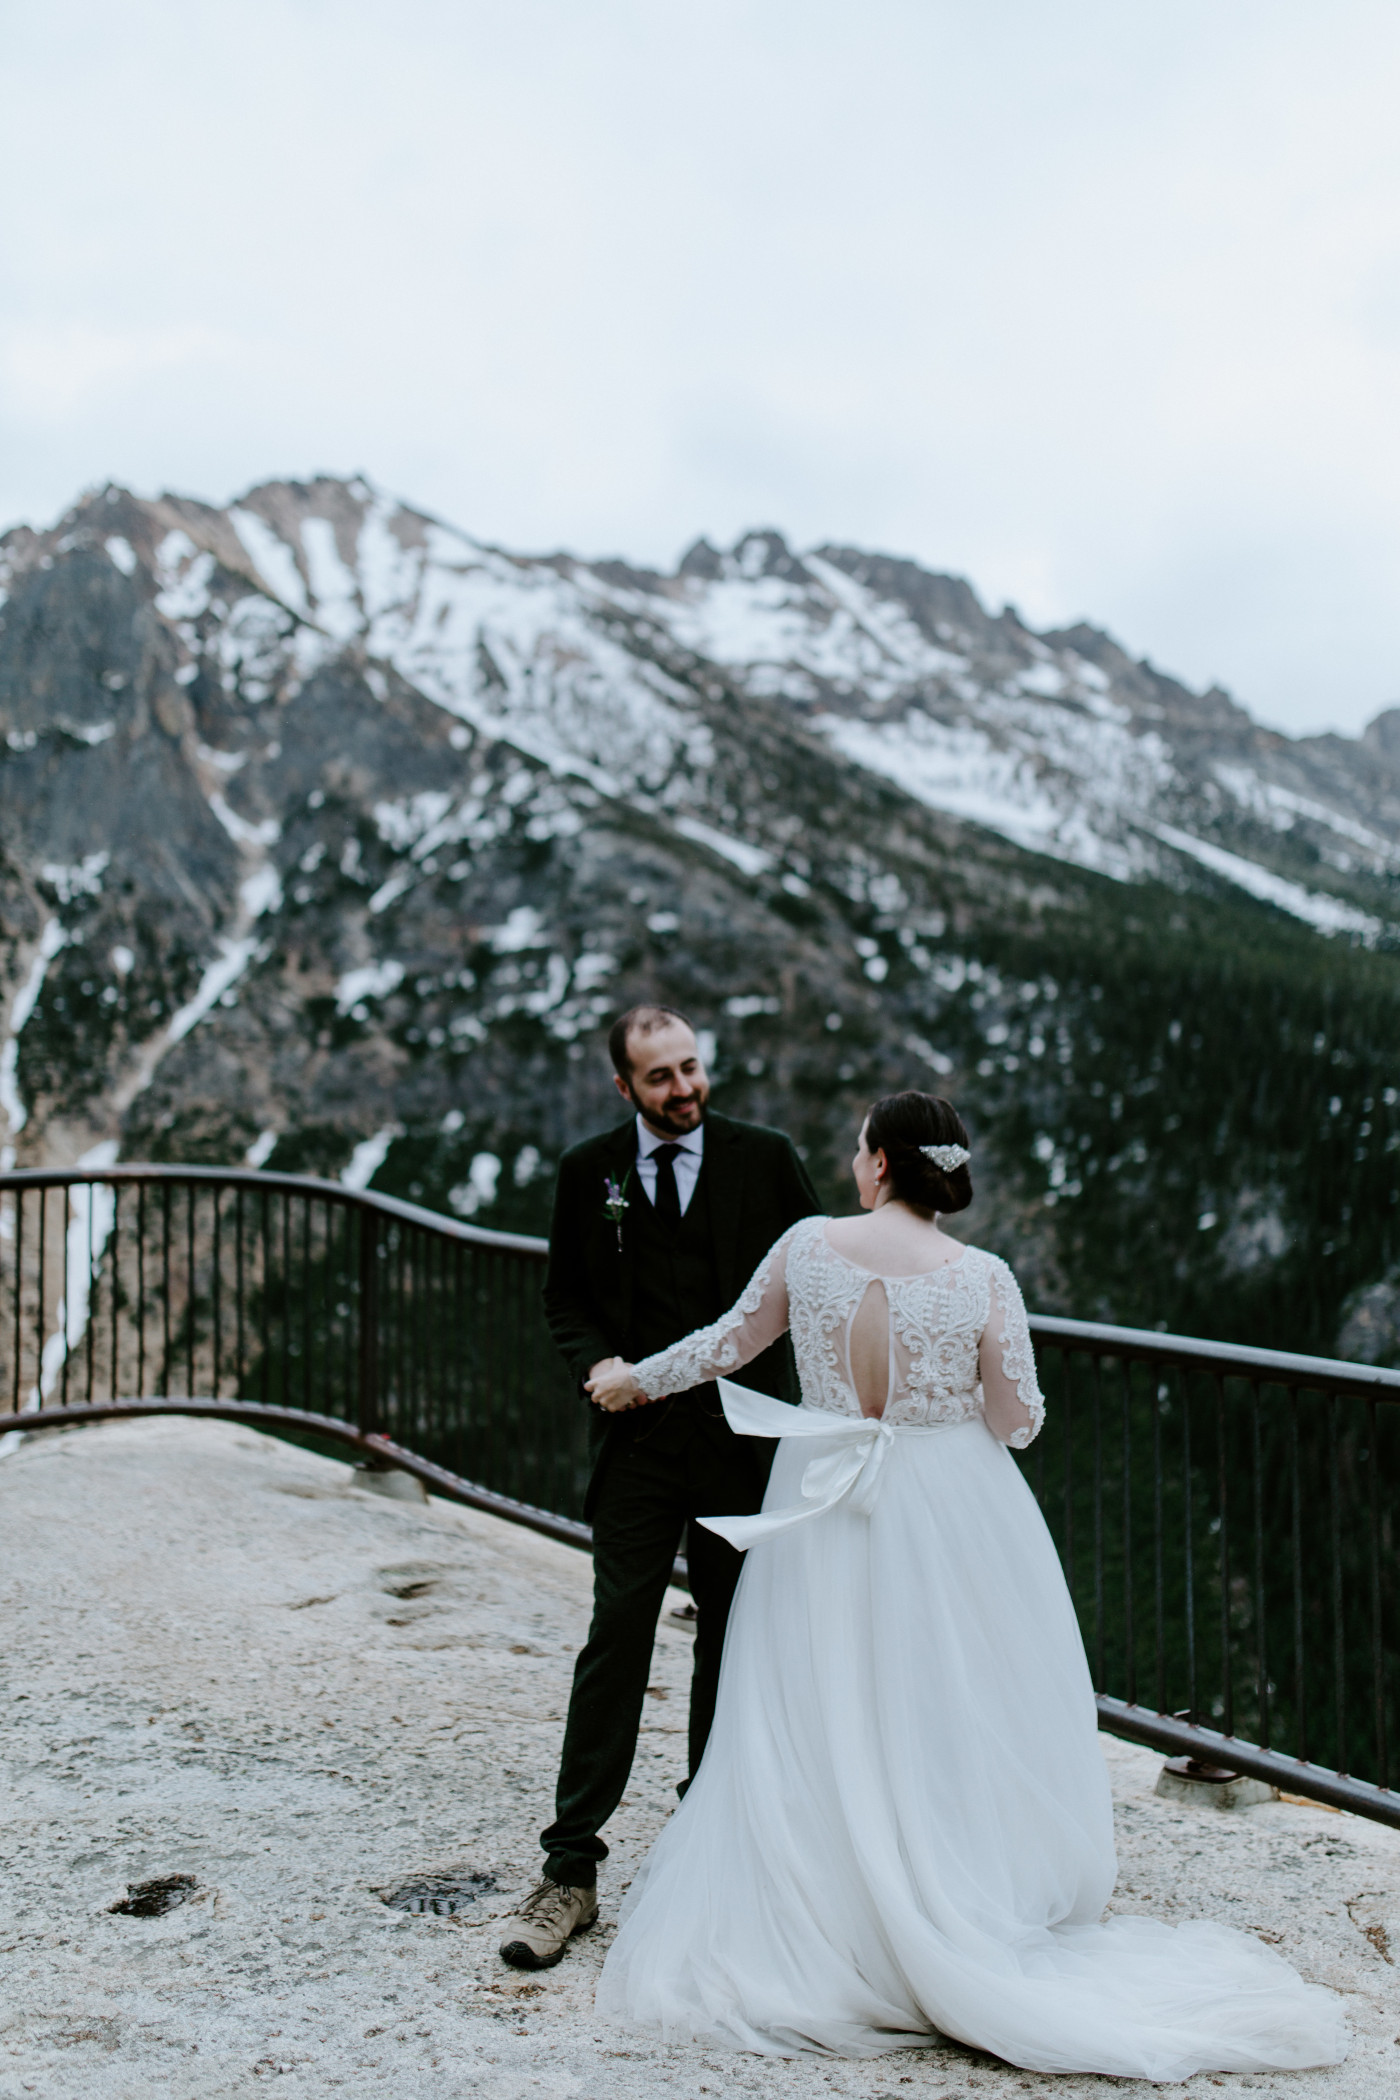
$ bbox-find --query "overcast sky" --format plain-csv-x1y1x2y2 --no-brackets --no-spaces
3,1,1398,737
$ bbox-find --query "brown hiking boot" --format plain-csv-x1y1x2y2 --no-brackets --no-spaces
498,1876,598,1969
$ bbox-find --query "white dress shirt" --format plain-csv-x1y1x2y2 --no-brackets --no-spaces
634,1114,705,1216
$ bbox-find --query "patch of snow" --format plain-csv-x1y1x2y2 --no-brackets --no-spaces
245,1129,278,1168
368,870,416,916
1155,826,1385,939
240,864,283,919
373,791,454,853
353,498,425,623
208,796,281,848
448,1152,501,1216
725,994,781,1017
111,946,134,977
197,742,247,775
488,906,545,953
63,719,117,745
154,537,215,622
301,516,362,644
1213,765,1400,866
572,951,616,991
816,712,1150,882
1,918,66,1134
672,815,773,876
341,1125,402,1191
41,851,109,904
104,535,137,576
335,960,405,1015
230,509,309,617
167,937,263,1044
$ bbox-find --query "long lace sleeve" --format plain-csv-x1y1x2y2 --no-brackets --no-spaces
978,1257,1045,1449
632,1220,810,1398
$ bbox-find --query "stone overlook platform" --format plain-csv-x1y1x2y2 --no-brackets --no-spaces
2,1417,1399,2099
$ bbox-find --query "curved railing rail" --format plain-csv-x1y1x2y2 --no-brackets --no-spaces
4,1164,1399,1826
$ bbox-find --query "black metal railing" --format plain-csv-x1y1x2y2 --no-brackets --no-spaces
0,1164,580,1524
4,1164,1399,1825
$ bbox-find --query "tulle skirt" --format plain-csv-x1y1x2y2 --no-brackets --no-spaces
596,1414,1347,2079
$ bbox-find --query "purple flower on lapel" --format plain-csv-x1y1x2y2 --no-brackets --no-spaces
603,1170,631,1252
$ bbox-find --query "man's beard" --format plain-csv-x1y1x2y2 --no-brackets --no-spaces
628,1087,708,1138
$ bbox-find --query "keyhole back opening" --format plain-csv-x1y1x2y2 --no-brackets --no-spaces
845,1278,897,1420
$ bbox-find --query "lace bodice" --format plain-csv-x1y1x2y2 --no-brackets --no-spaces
632,1215,1045,1447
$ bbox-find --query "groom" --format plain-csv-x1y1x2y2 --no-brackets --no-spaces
498,1004,819,1969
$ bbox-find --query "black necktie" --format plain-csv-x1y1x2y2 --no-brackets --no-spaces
651,1143,682,1226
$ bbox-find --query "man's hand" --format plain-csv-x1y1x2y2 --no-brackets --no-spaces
585,1357,649,1412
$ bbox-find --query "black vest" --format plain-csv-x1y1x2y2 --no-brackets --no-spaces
626,1157,721,1368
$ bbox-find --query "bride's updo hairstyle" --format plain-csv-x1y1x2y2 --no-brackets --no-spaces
864,1091,972,1219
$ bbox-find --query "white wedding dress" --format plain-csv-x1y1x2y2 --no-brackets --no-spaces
594,1217,1346,2080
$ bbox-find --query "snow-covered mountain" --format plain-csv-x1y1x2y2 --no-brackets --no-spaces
2,474,1398,1356
80,473,1400,936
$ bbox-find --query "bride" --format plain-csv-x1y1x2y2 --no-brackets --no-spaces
583,1091,1346,2080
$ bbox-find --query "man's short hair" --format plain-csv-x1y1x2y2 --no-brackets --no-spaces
609,1004,694,1079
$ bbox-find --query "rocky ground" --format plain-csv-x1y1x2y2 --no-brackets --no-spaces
2,1415,1398,2099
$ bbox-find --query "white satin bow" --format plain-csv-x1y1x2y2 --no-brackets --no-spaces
696,1380,908,1549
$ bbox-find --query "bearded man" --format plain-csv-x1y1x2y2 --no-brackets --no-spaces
498,1003,819,1969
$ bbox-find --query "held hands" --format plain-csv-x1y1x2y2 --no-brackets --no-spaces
585,1357,650,1412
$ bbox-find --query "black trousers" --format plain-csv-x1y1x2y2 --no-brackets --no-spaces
541,1408,769,1887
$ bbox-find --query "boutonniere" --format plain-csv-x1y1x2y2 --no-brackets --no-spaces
603,1169,632,1252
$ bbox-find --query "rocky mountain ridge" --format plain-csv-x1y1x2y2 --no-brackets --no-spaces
2,474,1398,1357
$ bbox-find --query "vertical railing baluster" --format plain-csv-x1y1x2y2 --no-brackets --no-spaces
1368,1395,1388,1791
35,1185,47,1409
1289,1385,1308,1765
136,1183,147,1397
342,1204,355,1420
453,1238,466,1475
1181,1365,1197,1727
1215,1372,1232,1739
1091,1354,1105,1692
60,1186,71,1406
212,1187,223,1399
1250,1380,1269,1750
12,1186,24,1412
1329,1388,1348,1774
357,1207,380,1438
160,1182,173,1395
301,1196,311,1414
1121,1356,1135,1708
320,1201,333,1418
260,1187,271,1406
281,1190,292,1410
85,1176,97,1402
423,1231,436,1454
1061,1350,1075,1619
235,1187,246,1397
186,1183,196,1397
1153,1375,1165,1715
109,1185,121,1400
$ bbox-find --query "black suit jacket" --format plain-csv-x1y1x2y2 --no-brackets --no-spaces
542,1109,821,1498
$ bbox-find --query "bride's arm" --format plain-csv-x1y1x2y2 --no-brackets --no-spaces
587,1222,807,1411
978,1258,1046,1448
